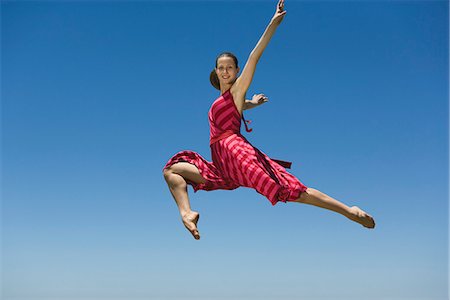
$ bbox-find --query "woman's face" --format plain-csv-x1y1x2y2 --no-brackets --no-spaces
215,56,240,87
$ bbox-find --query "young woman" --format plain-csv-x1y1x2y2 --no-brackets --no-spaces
163,0,375,240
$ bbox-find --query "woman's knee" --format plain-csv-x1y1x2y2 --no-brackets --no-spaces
163,166,173,181
163,165,185,186
163,162,206,185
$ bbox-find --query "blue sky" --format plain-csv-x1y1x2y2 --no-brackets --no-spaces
2,1,448,299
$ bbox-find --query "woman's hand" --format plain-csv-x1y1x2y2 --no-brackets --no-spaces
271,0,287,25
250,93,269,106
243,94,269,110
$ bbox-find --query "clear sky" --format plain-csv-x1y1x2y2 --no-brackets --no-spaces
2,1,448,299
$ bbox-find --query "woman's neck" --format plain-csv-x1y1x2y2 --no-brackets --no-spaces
220,84,233,95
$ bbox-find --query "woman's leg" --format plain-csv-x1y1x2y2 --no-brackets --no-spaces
163,162,207,239
294,188,375,228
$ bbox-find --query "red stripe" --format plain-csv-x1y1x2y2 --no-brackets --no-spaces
221,117,236,131
266,183,278,202
214,102,234,124
216,109,237,126
255,170,267,188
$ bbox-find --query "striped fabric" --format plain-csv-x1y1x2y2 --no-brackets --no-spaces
163,89,308,205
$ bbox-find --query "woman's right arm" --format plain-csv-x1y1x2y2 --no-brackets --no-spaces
232,0,287,100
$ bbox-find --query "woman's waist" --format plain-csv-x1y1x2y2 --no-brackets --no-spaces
210,130,242,146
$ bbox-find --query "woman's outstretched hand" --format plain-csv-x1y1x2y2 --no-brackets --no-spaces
250,93,269,106
272,0,287,25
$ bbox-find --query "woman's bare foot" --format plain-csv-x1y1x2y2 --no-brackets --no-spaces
181,211,200,240
348,206,375,229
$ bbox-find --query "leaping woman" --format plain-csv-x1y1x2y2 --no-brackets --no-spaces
163,0,375,240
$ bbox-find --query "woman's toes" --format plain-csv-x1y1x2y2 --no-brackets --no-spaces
192,229,200,240
182,212,201,240
183,221,200,239
350,206,375,229
366,215,376,229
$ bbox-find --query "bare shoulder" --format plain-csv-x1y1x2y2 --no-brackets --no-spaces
230,85,245,116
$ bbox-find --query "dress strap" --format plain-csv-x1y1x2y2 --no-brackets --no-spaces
242,113,253,132
271,159,292,169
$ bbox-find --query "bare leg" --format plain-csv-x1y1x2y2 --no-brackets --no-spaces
295,188,375,229
163,162,207,240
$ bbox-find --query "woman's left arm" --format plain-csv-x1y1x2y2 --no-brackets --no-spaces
232,0,287,102
243,94,269,110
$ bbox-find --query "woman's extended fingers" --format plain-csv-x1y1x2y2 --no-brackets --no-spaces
254,93,265,99
278,0,285,12
252,93,269,104
257,94,268,104
273,0,286,22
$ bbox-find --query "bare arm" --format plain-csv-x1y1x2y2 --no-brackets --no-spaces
243,101,256,111
231,0,286,106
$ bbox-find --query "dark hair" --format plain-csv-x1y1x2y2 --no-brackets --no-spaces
209,52,239,90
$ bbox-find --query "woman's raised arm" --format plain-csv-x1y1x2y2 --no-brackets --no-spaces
232,0,287,99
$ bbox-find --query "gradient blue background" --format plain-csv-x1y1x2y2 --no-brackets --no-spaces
2,1,448,299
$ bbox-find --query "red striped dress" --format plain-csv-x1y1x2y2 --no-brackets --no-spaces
162,89,308,205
